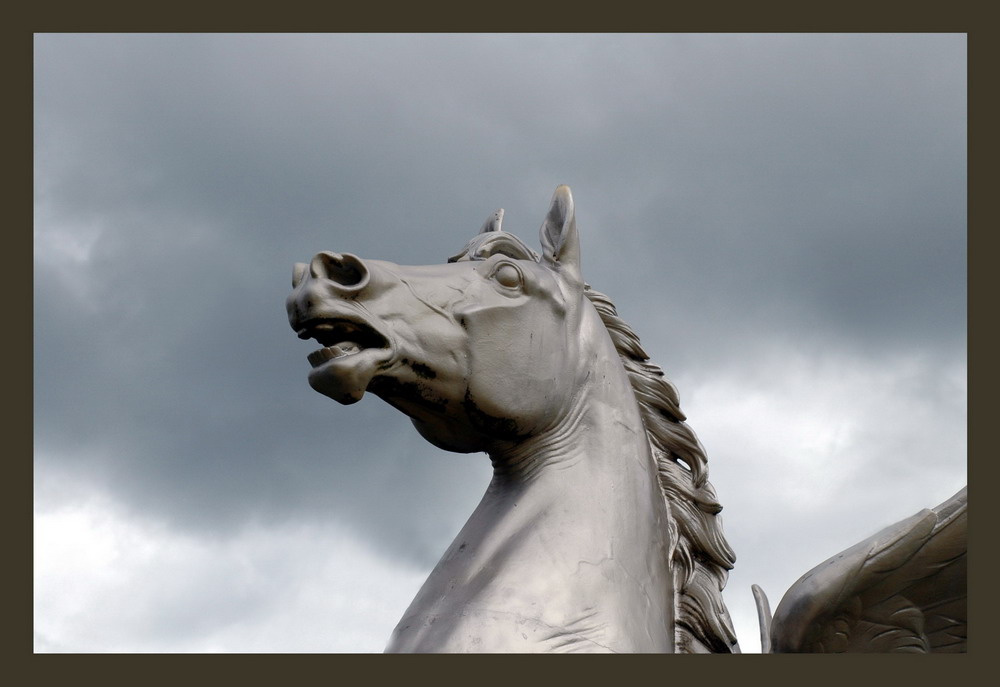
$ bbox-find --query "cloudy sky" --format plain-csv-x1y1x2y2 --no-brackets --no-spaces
34,33,966,653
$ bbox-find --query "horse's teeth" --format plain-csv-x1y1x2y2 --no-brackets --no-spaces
308,341,362,367
335,341,361,357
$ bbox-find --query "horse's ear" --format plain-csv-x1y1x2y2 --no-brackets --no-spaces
479,208,504,234
539,185,582,285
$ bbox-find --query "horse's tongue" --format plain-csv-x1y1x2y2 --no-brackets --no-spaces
307,341,362,367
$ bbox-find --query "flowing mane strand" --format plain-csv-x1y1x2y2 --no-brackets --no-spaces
584,286,739,654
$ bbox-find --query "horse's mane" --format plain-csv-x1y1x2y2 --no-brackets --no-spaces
452,231,738,652
585,287,739,653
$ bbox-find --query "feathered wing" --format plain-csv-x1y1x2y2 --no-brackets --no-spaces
764,487,966,653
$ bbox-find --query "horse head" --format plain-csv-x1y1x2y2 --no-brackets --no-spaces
287,186,597,455
287,186,739,653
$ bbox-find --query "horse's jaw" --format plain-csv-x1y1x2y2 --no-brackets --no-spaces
306,346,392,404
366,379,531,455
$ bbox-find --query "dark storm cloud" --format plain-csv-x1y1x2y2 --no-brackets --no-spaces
35,32,965,578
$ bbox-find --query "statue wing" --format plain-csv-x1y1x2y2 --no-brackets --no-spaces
765,487,966,653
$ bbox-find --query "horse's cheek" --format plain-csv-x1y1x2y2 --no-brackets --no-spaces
463,339,556,434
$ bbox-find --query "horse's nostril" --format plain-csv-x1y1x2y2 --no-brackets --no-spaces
310,252,370,292
327,255,362,285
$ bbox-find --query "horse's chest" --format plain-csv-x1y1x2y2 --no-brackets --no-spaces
387,604,624,653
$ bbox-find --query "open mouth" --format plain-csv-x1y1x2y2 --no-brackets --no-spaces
296,318,390,368
294,315,393,405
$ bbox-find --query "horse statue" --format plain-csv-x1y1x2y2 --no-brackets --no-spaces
286,186,966,653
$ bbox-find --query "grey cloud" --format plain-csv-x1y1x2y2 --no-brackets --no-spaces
35,33,966,609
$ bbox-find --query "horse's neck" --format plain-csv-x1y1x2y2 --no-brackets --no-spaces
387,353,675,653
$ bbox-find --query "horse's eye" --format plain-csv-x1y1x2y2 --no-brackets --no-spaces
493,263,522,288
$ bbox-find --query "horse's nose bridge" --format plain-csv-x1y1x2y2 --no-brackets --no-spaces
305,251,371,295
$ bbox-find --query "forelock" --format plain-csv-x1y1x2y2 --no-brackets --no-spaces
447,232,540,264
